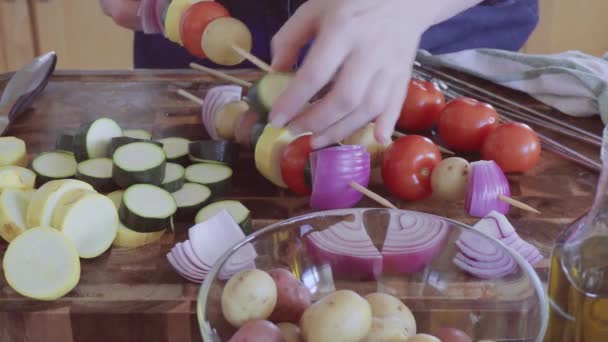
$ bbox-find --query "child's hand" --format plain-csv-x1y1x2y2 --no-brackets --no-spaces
269,0,479,149
99,0,142,31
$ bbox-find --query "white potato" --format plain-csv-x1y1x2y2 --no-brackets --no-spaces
406,334,441,342
277,322,302,342
365,292,416,337
430,157,470,201
363,317,410,342
221,269,278,327
300,289,372,342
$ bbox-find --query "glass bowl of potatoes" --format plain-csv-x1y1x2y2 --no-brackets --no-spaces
197,208,548,342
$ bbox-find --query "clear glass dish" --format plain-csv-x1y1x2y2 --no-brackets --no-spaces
197,208,548,341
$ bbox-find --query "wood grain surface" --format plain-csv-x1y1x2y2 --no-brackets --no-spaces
0,68,601,342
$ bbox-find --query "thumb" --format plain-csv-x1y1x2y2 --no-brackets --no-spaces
270,3,319,72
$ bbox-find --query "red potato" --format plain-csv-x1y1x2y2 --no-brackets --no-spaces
432,327,472,342
228,320,285,342
268,268,312,323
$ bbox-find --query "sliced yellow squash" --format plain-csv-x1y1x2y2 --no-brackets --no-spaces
164,0,192,44
0,166,35,192
0,188,34,242
254,124,300,188
0,136,27,167
26,179,94,228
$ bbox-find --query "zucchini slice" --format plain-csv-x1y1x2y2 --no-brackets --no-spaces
123,129,152,140
55,134,75,153
106,190,165,248
157,137,190,165
26,179,93,228
75,158,117,193
112,142,166,188
0,188,33,243
188,140,239,166
51,189,119,259
215,100,250,140
201,17,252,66
250,123,267,152
194,200,251,234
184,163,233,196
119,184,176,233
108,137,162,156
247,72,293,118
161,163,185,193
0,136,27,167
172,183,212,220
32,151,78,186
3,227,80,301
73,118,123,161
0,166,36,190
254,124,300,188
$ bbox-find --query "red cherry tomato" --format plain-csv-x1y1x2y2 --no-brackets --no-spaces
382,135,442,201
432,327,473,342
481,122,541,173
280,135,313,195
438,97,499,152
179,2,230,58
397,78,446,132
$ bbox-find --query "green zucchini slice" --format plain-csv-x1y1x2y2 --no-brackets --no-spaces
194,200,251,234
112,142,166,188
188,140,239,166
250,123,266,152
184,163,232,197
55,134,75,153
32,151,78,187
157,137,190,165
172,183,211,220
118,184,176,233
75,158,117,193
73,118,123,161
161,162,185,193
247,72,293,119
123,129,152,140
108,137,162,156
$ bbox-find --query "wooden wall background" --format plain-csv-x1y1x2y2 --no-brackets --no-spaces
0,0,607,73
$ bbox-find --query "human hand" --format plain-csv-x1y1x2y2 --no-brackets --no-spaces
269,0,478,149
99,0,142,31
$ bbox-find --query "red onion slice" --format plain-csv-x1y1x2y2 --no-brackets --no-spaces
453,255,516,279
465,160,511,218
140,0,162,34
310,145,370,210
172,243,208,278
202,86,242,139
179,242,210,276
304,221,382,281
155,0,169,32
381,212,450,274
454,229,517,279
167,251,204,283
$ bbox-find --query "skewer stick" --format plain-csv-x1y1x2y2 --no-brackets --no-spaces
349,181,398,209
497,195,541,214
176,89,204,106
392,131,455,155
231,44,274,73
189,62,253,87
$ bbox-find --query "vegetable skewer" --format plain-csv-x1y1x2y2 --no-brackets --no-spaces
189,62,252,87
392,131,453,155
231,44,273,73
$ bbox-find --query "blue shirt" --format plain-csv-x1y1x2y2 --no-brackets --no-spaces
133,0,539,69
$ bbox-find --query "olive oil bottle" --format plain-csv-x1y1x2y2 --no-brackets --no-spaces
544,126,608,341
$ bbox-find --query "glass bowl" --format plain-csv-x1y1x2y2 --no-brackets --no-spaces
197,208,548,341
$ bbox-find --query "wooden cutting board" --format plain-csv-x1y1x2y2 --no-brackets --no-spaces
0,69,601,342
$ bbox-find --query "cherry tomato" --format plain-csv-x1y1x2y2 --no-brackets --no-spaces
280,135,313,195
382,135,442,201
397,78,446,132
481,122,541,173
437,97,499,152
432,327,473,342
179,2,230,58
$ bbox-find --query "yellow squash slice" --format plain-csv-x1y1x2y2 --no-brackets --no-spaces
0,188,34,242
26,179,93,228
254,124,301,188
0,136,27,167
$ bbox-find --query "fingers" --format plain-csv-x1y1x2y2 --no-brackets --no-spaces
100,0,142,31
375,75,410,145
269,24,352,128
270,2,319,72
286,48,377,135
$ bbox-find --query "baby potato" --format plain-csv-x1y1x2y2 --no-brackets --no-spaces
365,292,416,337
221,269,278,327
277,322,302,342
362,317,410,342
430,157,470,201
300,289,372,342
406,334,441,342
268,268,312,323
432,327,472,342
228,320,285,342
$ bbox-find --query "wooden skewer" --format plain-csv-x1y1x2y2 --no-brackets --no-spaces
497,195,541,214
176,89,204,106
349,181,398,209
392,131,455,155
189,62,253,87
231,44,274,73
